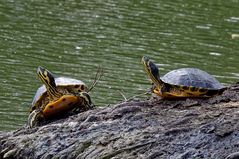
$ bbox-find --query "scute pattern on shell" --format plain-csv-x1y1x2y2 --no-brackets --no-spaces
161,68,224,89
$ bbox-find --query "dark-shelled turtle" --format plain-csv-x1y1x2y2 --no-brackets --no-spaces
142,56,225,98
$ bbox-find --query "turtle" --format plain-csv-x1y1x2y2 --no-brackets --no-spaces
142,56,225,98
28,66,93,128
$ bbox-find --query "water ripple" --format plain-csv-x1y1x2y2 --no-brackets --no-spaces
0,0,239,130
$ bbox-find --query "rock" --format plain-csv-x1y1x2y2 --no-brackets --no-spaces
226,152,239,159
1,85,239,158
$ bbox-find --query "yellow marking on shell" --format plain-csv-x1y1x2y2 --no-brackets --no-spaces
175,85,209,97
179,86,189,91
153,84,213,98
65,84,87,94
80,85,86,91
42,95,78,118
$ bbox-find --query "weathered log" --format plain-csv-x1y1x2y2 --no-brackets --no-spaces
1,84,239,159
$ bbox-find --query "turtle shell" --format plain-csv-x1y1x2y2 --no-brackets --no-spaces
161,68,224,89
31,77,87,108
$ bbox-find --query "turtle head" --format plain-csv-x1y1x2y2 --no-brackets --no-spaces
37,66,61,98
142,56,163,86
37,66,56,89
78,92,94,109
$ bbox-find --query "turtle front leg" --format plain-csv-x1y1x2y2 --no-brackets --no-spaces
27,109,44,128
76,92,94,111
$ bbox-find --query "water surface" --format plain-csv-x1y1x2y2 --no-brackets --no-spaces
1,0,239,131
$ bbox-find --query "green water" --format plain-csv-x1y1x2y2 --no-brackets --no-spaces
0,0,239,131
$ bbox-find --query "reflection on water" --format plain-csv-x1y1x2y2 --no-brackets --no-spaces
0,0,239,131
